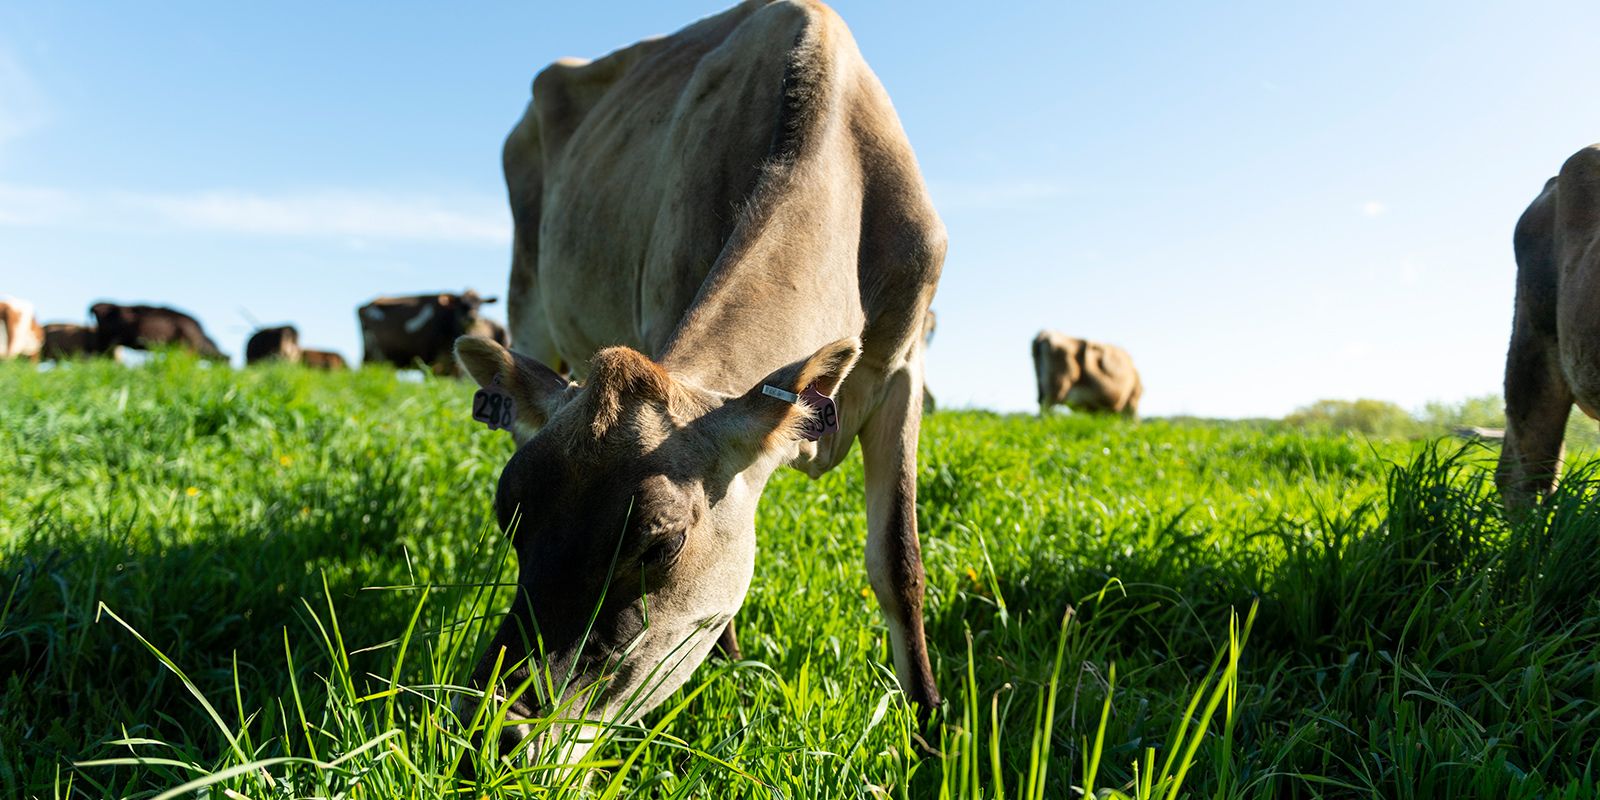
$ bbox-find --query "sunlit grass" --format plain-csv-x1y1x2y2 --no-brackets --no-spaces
4,354,1600,797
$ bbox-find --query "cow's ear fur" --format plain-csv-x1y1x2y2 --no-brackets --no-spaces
715,338,861,453
455,336,576,431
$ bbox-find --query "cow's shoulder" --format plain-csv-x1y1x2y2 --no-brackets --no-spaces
524,1,831,163
1555,145,1600,228
1557,145,1600,224
1556,145,1600,263
524,20,680,166
1561,144,1600,185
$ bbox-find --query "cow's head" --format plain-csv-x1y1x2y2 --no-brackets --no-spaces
89,303,135,350
443,290,499,336
453,334,858,761
1036,335,1085,403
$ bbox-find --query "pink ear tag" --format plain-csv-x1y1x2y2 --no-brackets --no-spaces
761,383,840,441
798,385,839,441
472,378,517,431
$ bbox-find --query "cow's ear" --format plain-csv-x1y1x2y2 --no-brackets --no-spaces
479,295,500,305
714,338,861,454
455,336,576,431
438,294,454,307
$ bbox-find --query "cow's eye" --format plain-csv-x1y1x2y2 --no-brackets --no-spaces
640,530,686,567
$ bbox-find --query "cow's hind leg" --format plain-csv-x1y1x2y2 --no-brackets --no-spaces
861,365,941,722
1497,327,1572,509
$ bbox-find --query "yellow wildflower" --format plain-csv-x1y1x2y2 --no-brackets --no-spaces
185,486,200,497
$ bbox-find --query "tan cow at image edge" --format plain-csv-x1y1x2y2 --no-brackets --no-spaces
454,0,944,763
0,297,44,361
1497,144,1600,508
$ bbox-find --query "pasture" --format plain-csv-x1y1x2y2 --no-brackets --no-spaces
4,355,1600,798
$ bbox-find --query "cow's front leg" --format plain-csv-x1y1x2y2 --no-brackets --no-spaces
860,365,941,721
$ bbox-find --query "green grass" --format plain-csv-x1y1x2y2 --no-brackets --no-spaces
4,354,1600,798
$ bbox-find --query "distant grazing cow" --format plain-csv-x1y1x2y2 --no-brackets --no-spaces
245,325,301,364
91,303,225,359
1498,145,1600,507
357,290,497,374
42,323,98,360
453,0,945,760
1033,330,1143,418
301,349,348,370
0,297,44,361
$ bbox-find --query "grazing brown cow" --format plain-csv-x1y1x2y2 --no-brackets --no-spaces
245,325,301,364
357,290,497,374
41,323,98,360
301,349,348,370
0,297,44,361
90,303,226,359
455,0,944,760
1033,330,1143,418
1498,145,1600,507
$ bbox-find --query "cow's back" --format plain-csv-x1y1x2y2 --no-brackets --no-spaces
514,2,815,360
43,324,95,360
302,349,348,370
1080,342,1140,414
512,1,940,390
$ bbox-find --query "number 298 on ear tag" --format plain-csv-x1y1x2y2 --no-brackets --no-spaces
797,386,839,441
472,385,517,431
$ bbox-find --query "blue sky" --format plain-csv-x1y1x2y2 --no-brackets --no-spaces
3,1,1599,416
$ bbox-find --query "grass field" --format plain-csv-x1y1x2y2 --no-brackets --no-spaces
4,354,1600,798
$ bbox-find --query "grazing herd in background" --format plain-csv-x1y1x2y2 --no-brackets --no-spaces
2,0,1599,765
0,289,497,374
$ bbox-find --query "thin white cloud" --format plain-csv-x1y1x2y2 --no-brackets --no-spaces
1361,200,1387,217
930,178,1068,210
127,189,510,244
0,48,48,149
0,183,511,245
0,183,74,225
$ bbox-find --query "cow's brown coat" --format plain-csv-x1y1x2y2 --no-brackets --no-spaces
457,0,944,756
